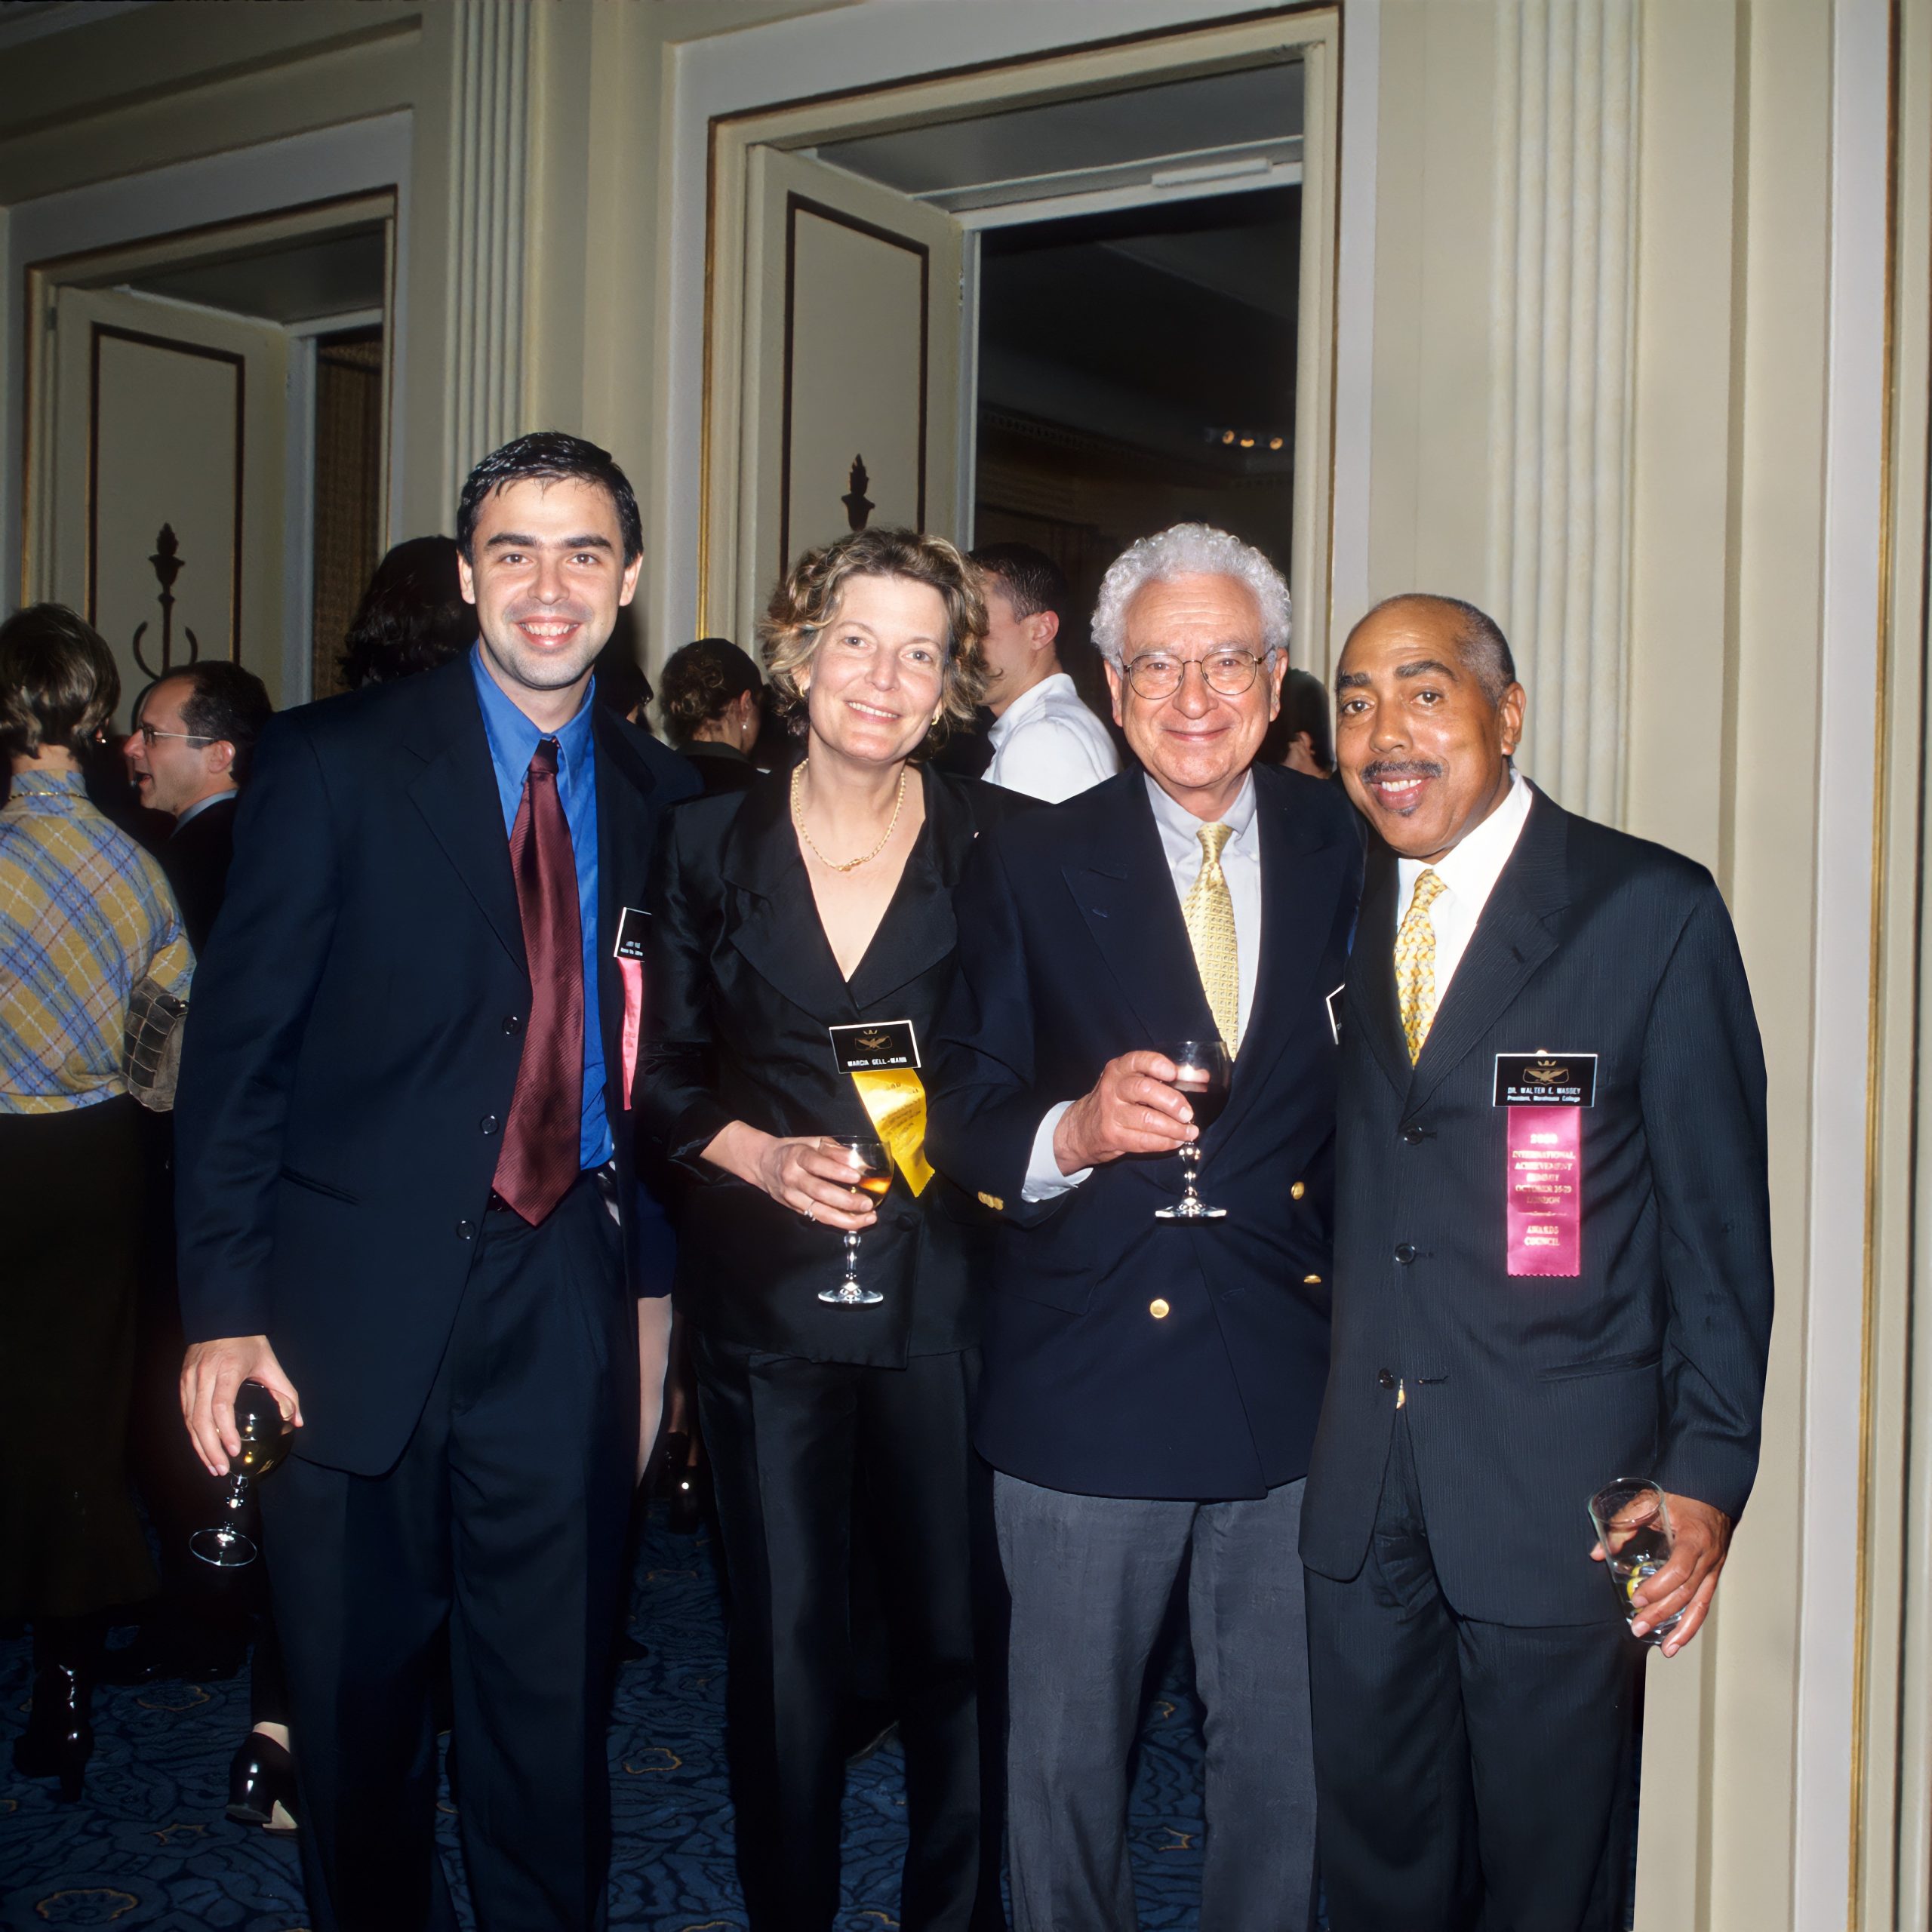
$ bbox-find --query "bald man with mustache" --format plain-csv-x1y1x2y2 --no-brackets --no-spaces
1301,593,1774,1932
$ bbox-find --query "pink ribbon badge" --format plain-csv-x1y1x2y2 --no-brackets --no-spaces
618,957,643,1112
1506,1104,1581,1276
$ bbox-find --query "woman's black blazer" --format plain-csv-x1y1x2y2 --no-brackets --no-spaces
640,764,1031,1366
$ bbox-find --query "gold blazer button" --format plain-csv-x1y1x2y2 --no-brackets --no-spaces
1149,1298,1171,1320
1291,1181,1306,1200
1303,1273,1322,1285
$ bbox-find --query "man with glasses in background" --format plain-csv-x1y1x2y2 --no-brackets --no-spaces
125,663,272,953
931,525,1361,1932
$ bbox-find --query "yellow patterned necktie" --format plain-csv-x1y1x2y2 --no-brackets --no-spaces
1183,822,1241,1054
1395,869,1447,1063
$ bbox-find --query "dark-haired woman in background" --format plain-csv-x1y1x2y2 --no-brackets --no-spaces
335,535,478,691
659,636,764,796
641,528,1022,1932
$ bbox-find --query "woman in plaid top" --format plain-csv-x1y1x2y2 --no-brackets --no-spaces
0,604,192,1802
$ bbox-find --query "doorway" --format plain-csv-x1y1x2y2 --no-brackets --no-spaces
23,195,395,718
693,10,1341,676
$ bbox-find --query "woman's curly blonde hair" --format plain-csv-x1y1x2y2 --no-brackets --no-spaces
758,527,988,749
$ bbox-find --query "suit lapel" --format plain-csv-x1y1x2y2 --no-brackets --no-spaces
591,707,663,1088
1061,775,1214,1046
722,771,858,1025
403,660,526,975
844,769,962,1014
1405,788,1570,1111
1349,848,1412,1097
1214,771,1345,1144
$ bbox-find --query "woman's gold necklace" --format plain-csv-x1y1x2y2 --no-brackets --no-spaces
791,761,907,872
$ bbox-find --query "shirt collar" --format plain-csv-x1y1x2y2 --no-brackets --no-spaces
987,669,1074,750
174,788,239,830
469,645,597,773
8,767,88,799
1398,769,1531,907
1144,767,1257,863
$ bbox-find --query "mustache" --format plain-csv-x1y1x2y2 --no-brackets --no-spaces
1361,758,1445,785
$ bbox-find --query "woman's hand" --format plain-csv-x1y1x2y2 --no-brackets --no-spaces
703,1121,879,1231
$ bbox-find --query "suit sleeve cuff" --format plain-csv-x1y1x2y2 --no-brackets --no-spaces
1020,1103,1090,1201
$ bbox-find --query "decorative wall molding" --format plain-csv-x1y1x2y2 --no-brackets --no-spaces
443,0,531,499
1486,0,1639,821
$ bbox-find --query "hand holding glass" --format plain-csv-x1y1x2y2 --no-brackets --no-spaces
1153,1038,1231,1221
191,1379,295,1568
1586,1478,1686,1645
818,1134,891,1306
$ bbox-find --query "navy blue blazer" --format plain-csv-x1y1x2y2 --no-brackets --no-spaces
174,656,699,1476
1300,787,1774,1623
927,764,1363,1500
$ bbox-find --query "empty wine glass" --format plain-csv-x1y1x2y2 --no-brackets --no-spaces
817,1134,891,1306
1153,1038,1232,1221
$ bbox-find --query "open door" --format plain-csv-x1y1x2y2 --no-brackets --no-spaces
716,146,964,648
42,285,288,714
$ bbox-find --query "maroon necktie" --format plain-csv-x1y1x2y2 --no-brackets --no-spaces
492,737,584,1223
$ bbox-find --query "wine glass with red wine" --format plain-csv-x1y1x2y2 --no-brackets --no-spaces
1154,1038,1232,1221
818,1134,891,1305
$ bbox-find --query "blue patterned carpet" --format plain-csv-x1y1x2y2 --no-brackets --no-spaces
2,1505,1214,1930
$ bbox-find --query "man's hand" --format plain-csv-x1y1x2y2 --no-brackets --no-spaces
1589,1491,1731,1657
1054,1052,1197,1174
180,1337,303,1478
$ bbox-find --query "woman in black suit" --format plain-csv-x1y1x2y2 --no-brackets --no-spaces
641,528,1020,1932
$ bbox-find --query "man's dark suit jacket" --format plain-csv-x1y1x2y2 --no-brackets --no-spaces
927,764,1363,1502
162,794,238,954
174,655,699,1477
1300,786,1774,1625
639,765,1029,1367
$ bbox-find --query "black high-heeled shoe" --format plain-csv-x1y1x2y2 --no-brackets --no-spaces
13,1663,93,1804
226,1730,299,1834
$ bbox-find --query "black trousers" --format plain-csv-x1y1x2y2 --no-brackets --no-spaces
691,1331,1004,1932
263,1179,637,1932
1304,1413,1641,1932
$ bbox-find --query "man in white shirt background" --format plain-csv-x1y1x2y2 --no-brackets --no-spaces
968,542,1119,801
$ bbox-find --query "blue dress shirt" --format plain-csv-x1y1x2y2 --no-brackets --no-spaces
469,646,613,1171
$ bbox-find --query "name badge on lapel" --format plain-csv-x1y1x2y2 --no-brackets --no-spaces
614,908,648,1111
1494,1052,1597,1278
829,1021,933,1195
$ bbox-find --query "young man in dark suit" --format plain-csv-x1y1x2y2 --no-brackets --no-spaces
1303,594,1774,1931
174,433,699,1931
930,525,1361,1932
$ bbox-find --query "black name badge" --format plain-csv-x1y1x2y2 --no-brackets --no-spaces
614,907,649,962
1494,1052,1598,1108
829,1020,921,1073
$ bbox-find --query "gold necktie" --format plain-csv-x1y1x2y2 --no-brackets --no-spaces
1183,822,1240,1054
1395,869,1447,1063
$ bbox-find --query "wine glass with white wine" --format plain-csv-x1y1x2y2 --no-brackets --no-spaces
817,1134,891,1306
190,1379,296,1569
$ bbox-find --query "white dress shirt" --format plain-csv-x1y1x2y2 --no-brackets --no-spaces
1395,770,1533,1001
173,788,239,831
985,672,1121,802
1023,772,1262,1200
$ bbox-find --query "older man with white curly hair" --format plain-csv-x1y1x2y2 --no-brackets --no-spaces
929,524,1361,1932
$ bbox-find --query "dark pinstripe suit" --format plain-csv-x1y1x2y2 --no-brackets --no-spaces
1301,786,1774,1931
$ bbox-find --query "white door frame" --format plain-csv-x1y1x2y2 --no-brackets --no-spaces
654,0,1379,666
4,111,413,627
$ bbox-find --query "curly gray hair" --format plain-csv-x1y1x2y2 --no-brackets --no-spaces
1090,524,1293,670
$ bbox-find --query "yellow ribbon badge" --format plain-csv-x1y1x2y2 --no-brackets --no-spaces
848,1065,934,1197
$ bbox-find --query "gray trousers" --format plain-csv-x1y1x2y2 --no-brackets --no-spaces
995,1471,1316,1932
